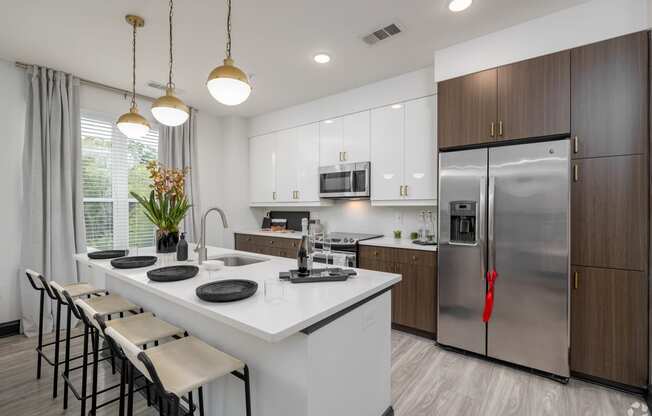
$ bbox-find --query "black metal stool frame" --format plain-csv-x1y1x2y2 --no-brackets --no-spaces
62,290,149,416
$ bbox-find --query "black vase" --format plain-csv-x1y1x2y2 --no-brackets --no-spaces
156,230,179,253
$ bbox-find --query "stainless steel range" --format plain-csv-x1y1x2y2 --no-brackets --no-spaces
312,232,382,267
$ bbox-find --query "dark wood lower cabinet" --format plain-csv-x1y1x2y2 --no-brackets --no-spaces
570,265,648,387
359,246,437,336
234,233,299,259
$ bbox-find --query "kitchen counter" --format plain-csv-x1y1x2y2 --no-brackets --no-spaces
76,245,399,416
235,230,302,239
360,236,438,252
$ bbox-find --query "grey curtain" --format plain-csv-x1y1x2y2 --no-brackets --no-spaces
158,108,201,242
19,66,85,336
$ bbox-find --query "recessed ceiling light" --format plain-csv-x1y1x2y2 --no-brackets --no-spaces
314,53,331,64
391,104,403,109
324,119,334,124
449,0,472,12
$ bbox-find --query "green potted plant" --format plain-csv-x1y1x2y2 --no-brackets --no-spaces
130,161,191,253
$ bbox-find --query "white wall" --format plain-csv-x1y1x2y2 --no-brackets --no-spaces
0,59,26,323
219,116,258,248
434,0,650,82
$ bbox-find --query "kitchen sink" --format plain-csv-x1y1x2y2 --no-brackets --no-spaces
209,255,268,267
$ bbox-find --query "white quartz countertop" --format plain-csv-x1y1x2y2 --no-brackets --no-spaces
76,245,400,343
360,237,438,252
235,230,302,239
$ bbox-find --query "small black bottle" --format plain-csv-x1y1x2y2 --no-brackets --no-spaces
176,232,189,261
297,235,309,276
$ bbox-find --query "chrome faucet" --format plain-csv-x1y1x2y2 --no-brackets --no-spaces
195,207,229,265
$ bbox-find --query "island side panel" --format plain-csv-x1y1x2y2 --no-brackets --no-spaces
307,291,392,416
105,272,311,416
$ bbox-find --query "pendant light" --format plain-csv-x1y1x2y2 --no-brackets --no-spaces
206,0,251,106
151,0,189,126
116,15,151,139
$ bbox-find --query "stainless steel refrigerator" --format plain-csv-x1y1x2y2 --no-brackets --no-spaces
437,139,570,378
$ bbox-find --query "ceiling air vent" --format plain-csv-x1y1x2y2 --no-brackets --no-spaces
147,80,186,95
363,23,402,46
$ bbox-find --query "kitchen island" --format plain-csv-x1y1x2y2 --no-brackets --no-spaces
76,245,400,416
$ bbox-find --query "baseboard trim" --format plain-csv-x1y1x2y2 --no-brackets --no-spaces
0,320,20,338
392,323,436,340
571,371,647,396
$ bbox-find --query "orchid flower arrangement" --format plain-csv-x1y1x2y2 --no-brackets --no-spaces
130,161,191,235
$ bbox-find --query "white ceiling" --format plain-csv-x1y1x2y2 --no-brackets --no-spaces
0,0,591,117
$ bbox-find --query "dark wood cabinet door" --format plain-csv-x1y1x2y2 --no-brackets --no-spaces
571,31,648,158
571,155,648,271
497,51,570,141
570,266,647,387
394,263,437,334
438,69,497,149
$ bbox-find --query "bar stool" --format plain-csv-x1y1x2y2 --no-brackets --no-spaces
68,293,184,416
106,327,252,416
58,289,140,413
27,271,103,399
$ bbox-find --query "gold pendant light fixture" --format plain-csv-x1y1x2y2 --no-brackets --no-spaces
151,0,189,127
206,0,251,106
117,15,151,139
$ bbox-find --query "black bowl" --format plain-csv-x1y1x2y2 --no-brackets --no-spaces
110,256,158,269
196,279,258,302
147,265,199,282
88,249,129,260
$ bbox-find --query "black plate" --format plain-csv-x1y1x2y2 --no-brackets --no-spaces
110,256,158,269
88,249,129,260
147,265,199,282
196,280,258,303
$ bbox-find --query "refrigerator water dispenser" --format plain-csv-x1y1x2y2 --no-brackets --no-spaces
450,201,477,244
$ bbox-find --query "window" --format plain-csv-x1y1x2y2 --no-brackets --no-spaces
81,111,159,250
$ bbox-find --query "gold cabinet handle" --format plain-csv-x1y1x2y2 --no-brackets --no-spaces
343,152,347,161
574,271,579,289
273,191,277,200
295,190,300,199
490,122,495,137
573,136,579,154
573,164,579,182
498,121,504,137
399,185,404,196
404,185,408,196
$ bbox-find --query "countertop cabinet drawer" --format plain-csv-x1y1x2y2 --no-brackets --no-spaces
359,246,397,263
395,249,436,267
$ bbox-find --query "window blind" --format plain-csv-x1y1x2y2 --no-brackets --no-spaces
81,111,159,250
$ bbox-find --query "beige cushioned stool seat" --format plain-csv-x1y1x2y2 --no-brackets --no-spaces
84,294,137,316
50,281,104,298
105,312,182,346
142,336,244,396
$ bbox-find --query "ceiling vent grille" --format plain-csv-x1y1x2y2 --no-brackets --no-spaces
363,23,402,46
147,81,186,96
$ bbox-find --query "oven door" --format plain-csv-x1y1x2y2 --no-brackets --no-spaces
319,162,370,198
312,250,357,268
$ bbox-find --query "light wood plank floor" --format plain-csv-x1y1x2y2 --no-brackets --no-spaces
0,329,644,416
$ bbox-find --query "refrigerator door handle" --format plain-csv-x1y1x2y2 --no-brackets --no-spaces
479,176,486,279
488,176,496,272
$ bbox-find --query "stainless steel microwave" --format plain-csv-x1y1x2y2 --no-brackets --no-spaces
319,162,370,199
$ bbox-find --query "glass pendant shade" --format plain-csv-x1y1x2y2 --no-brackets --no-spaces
151,86,189,127
117,106,151,138
207,58,251,106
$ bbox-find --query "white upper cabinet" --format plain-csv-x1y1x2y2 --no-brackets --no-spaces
295,123,320,202
370,96,437,205
249,133,277,203
371,104,404,201
319,111,370,166
275,128,298,202
249,123,325,206
404,96,437,201
319,118,342,166
341,111,370,163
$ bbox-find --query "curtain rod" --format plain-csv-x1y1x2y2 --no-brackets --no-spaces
15,61,157,103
